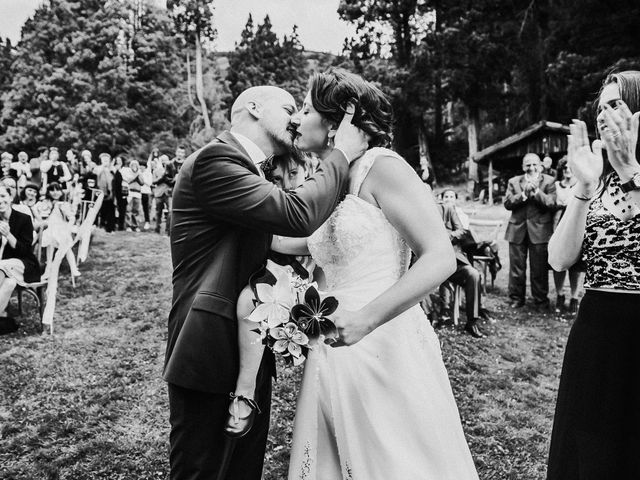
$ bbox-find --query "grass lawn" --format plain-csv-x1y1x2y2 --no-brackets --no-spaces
0,222,575,480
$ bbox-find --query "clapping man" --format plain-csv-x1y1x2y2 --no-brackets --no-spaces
504,153,557,309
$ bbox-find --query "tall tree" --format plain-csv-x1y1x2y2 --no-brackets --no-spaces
0,0,186,153
226,15,307,107
338,0,432,168
167,0,217,131
0,38,13,117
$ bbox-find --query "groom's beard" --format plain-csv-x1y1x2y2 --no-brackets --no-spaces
265,126,297,155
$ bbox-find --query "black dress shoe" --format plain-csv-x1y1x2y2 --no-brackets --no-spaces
509,300,525,308
534,299,550,312
464,318,486,338
568,298,579,314
224,393,261,439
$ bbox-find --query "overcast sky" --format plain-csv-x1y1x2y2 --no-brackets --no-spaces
0,0,355,54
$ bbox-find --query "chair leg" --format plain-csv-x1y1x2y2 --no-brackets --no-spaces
452,285,461,326
17,289,23,315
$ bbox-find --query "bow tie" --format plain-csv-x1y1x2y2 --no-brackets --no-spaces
259,155,276,177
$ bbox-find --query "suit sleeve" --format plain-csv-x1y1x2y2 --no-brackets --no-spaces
503,179,527,211
445,206,466,244
531,177,557,209
11,214,34,257
192,149,349,237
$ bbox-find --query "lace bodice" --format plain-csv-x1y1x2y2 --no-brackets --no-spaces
308,148,411,294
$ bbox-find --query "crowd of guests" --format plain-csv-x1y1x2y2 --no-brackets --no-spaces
0,144,189,236
0,144,189,332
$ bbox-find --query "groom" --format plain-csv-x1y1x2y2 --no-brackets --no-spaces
164,85,368,480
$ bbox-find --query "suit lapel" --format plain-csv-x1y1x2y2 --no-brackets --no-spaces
216,131,260,176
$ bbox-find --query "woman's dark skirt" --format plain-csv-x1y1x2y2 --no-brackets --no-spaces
547,290,640,480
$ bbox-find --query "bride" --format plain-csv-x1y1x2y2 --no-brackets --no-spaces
278,68,479,479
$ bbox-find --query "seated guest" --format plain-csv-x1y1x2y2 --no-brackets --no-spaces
19,182,45,232
1,176,22,206
441,188,502,284
0,184,41,324
437,200,491,338
441,189,470,228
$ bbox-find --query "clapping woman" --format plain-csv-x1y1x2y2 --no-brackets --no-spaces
547,71,640,479
0,184,40,323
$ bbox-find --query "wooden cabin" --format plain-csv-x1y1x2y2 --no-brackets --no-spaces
472,121,571,204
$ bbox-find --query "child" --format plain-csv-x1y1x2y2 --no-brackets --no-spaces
225,152,314,437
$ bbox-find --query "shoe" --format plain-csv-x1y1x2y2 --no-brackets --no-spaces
534,299,550,312
568,298,579,314
509,299,525,308
464,318,486,338
224,393,261,439
479,308,494,323
554,294,565,313
438,315,454,327
125,227,132,232
143,222,150,231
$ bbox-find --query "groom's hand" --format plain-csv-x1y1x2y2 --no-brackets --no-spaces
334,104,369,164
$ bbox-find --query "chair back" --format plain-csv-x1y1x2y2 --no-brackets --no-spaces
468,218,504,244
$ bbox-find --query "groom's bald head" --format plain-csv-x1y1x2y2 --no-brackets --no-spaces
230,86,296,123
229,86,298,156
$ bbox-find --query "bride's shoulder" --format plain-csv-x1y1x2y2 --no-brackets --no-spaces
365,148,416,181
355,147,421,198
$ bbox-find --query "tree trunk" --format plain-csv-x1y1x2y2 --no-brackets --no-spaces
466,105,479,182
186,50,198,112
194,34,211,130
433,0,443,142
418,123,435,184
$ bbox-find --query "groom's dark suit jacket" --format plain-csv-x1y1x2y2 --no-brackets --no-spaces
163,131,349,394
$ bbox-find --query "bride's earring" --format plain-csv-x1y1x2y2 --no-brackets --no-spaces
326,136,334,148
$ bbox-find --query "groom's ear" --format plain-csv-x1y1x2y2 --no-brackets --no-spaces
246,101,262,119
327,128,337,140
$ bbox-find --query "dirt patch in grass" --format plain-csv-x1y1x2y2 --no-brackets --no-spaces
0,228,573,479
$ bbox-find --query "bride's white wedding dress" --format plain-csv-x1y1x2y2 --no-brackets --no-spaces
287,148,479,480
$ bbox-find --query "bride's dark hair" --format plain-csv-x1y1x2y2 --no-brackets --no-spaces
308,68,393,148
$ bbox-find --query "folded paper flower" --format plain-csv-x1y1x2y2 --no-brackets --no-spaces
290,286,338,339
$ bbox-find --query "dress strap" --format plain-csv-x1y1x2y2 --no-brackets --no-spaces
350,147,404,196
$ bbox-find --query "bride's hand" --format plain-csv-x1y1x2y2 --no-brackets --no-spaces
333,103,369,164
330,308,374,347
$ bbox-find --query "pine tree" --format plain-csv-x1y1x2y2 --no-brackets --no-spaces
226,15,307,109
0,38,13,116
0,0,186,154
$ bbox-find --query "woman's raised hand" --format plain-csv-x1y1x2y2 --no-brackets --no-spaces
599,101,640,181
568,119,603,196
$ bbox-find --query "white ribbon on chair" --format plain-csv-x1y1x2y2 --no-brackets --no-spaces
42,192,104,333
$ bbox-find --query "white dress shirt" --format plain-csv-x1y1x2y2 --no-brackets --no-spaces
230,132,267,176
